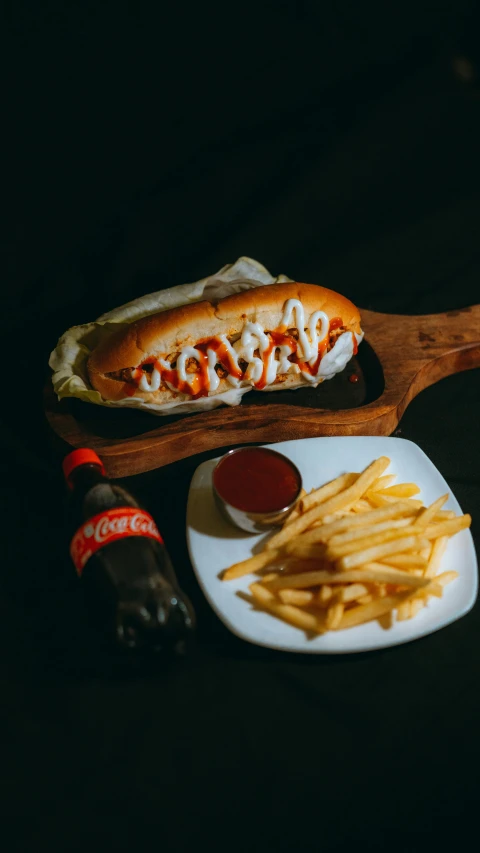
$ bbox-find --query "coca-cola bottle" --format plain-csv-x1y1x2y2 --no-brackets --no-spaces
63,448,195,659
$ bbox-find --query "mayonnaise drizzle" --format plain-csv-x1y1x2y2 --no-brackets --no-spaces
132,300,362,395
138,367,160,393
216,335,243,387
177,346,203,391
281,299,329,363
207,348,220,392
237,322,269,384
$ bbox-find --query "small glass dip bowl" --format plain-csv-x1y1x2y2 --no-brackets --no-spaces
212,446,303,534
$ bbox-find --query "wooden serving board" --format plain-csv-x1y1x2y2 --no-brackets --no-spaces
44,305,480,478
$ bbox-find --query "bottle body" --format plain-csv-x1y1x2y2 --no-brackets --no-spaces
65,454,195,658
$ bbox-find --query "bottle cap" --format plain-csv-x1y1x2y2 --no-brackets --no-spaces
62,448,106,483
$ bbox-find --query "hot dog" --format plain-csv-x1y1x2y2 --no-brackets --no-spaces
87,282,363,407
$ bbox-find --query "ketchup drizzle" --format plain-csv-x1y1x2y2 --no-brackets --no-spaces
125,316,348,397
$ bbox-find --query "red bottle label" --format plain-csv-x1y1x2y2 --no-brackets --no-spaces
70,507,164,575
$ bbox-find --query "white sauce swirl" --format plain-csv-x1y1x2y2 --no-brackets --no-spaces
207,348,220,392
177,346,203,391
281,299,329,363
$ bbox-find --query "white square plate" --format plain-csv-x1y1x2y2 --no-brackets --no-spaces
186,437,478,653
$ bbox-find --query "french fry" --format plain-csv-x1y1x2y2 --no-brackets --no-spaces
415,494,449,529
370,475,397,492
277,589,314,606
423,515,471,540
336,583,369,603
313,457,391,513
249,583,325,633
328,517,414,547
300,472,358,513
222,547,284,581
379,553,428,569
424,536,449,578
434,570,459,587
373,483,421,498
337,535,430,571
326,601,344,630
326,526,424,561
368,493,423,510
266,502,336,551
263,564,429,590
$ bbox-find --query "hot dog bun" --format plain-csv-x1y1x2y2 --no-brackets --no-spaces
87,282,362,405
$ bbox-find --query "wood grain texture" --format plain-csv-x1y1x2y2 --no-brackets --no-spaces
44,305,480,477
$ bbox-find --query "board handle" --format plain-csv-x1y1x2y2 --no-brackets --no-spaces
361,303,480,409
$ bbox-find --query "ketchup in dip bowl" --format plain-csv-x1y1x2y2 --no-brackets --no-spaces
212,447,303,533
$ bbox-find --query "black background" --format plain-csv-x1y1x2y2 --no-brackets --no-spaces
2,3,480,852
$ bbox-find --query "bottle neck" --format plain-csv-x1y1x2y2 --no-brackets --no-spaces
67,463,108,496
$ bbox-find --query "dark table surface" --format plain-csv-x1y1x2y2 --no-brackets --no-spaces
2,5,480,852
